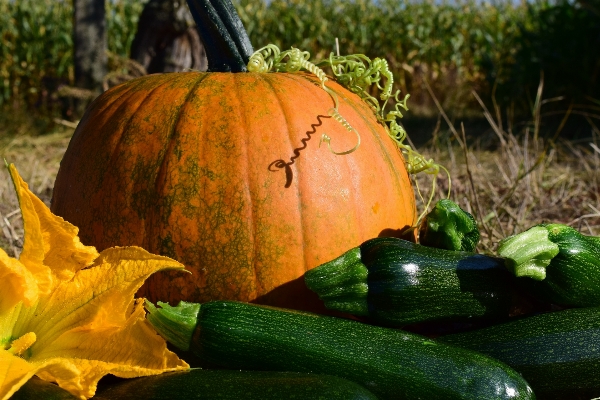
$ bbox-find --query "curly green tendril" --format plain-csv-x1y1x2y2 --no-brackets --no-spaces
248,45,450,221
248,45,360,155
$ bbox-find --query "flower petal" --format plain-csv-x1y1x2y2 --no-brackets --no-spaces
7,164,53,295
0,303,25,351
3,165,190,399
16,247,187,348
0,349,81,400
6,247,188,398
34,300,188,399
28,186,99,282
0,249,38,312
0,349,41,400
7,164,99,285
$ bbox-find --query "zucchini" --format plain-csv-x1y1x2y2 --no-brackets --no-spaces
147,300,535,400
93,370,378,400
419,199,480,252
304,237,516,325
12,377,78,400
439,306,600,399
498,223,600,306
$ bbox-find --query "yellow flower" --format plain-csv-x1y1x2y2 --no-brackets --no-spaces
0,164,189,400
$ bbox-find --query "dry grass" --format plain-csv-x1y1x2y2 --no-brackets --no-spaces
1,106,599,258
413,128,600,254
0,127,72,257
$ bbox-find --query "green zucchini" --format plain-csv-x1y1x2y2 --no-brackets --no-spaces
304,237,516,325
93,369,378,400
12,377,78,400
498,223,600,306
439,306,600,399
146,300,535,400
419,199,480,252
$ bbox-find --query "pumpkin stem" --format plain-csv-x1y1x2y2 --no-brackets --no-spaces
186,0,254,72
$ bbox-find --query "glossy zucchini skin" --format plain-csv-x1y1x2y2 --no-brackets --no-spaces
93,370,378,400
525,224,600,306
189,301,534,400
439,306,600,399
305,237,515,325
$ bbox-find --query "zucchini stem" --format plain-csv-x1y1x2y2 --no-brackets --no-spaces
304,247,369,315
145,300,201,351
497,226,559,281
418,199,480,252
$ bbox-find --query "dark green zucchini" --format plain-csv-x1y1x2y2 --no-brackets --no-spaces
12,377,78,400
439,306,600,399
93,369,378,400
304,237,516,325
146,300,535,400
419,199,480,252
498,223,600,306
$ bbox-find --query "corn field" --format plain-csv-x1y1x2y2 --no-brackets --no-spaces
0,0,144,109
1,0,598,121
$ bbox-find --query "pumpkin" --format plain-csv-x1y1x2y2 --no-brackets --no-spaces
50,0,417,313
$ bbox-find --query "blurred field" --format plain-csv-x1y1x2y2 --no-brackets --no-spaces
0,127,72,256
2,0,598,123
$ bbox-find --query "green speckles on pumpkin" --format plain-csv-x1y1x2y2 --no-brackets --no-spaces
158,195,174,225
159,232,177,259
130,155,162,220
162,156,203,221
173,140,183,161
199,166,217,181
131,189,153,221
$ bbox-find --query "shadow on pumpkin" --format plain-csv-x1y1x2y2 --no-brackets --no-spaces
267,114,331,188
251,225,416,316
251,274,339,316
379,226,417,242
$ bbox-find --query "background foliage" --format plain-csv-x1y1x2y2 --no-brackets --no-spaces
0,0,144,111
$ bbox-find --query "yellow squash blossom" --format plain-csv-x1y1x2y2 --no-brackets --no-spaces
0,163,189,400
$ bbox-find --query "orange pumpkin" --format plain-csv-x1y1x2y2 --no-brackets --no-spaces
50,0,416,313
